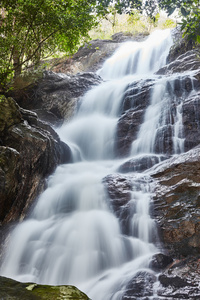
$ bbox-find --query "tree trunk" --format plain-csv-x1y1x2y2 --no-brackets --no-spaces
13,49,22,78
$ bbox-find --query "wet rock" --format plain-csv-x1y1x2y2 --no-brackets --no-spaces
122,271,157,299
120,79,152,114
157,256,200,299
159,274,193,288
118,155,168,173
150,253,173,271
51,32,149,74
0,96,71,224
157,49,200,75
182,90,200,151
103,174,133,234
0,276,90,299
9,71,102,125
103,174,132,211
115,109,144,157
156,28,200,80
168,29,196,64
151,146,200,257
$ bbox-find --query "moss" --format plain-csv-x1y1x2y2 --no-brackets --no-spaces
0,276,90,300
0,96,22,133
0,94,6,103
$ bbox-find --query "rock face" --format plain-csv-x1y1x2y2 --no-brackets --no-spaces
10,71,102,125
1,29,200,298
102,29,200,298
0,95,71,225
115,79,153,157
0,276,90,300
122,271,157,299
51,32,149,74
103,174,133,235
152,147,200,257
115,73,200,159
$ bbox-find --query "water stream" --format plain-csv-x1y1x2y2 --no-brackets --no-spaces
1,29,189,299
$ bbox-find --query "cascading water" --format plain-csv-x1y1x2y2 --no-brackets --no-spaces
1,29,193,299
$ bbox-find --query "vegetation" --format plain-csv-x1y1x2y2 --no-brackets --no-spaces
0,0,200,91
0,0,102,90
89,11,175,40
157,0,200,42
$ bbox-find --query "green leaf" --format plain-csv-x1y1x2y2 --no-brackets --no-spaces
196,35,200,44
167,7,176,15
181,7,189,17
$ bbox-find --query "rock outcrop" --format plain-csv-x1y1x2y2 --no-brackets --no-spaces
103,174,133,235
9,71,102,125
51,32,149,75
152,146,200,257
2,29,200,298
0,95,71,225
0,276,90,300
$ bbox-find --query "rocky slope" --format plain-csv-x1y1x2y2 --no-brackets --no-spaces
0,95,71,225
102,32,200,298
1,29,200,298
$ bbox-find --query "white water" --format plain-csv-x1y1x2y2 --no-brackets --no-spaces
1,29,189,298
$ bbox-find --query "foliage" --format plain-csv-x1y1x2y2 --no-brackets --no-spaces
160,18,176,29
157,0,200,43
89,10,175,40
0,0,100,90
1,0,198,91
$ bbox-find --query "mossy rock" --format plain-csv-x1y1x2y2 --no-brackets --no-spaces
0,276,91,299
0,95,22,133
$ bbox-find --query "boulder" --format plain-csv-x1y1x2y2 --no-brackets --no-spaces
9,71,102,125
0,95,71,225
122,271,157,299
0,276,90,300
149,253,173,271
157,256,200,299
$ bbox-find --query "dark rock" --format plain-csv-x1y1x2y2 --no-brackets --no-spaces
122,271,157,299
0,96,71,224
182,91,200,151
157,49,200,76
151,146,200,257
103,174,132,211
159,274,193,288
120,79,153,113
9,71,102,125
157,256,200,299
103,174,133,234
118,155,168,173
51,32,149,74
150,253,173,271
168,29,196,64
157,28,200,77
115,109,144,157
0,276,90,299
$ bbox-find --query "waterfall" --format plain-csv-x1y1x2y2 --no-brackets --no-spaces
1,29,188,299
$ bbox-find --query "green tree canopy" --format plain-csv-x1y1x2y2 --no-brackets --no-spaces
158,0,200,42
0,0,102,89
1,0,200,90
